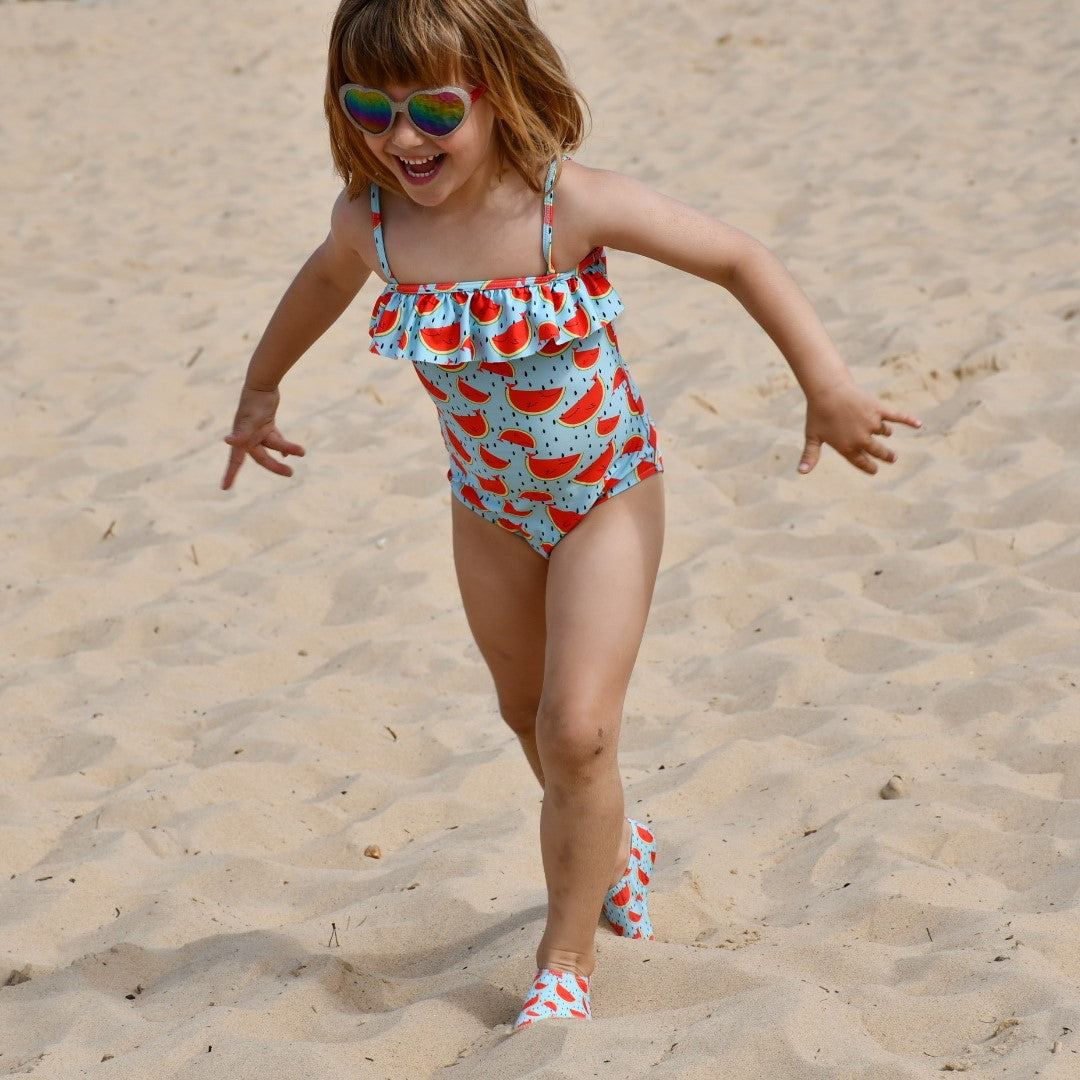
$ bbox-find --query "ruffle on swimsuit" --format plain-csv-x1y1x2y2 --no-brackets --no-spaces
368,216,623,369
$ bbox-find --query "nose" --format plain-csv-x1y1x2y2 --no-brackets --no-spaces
387,111,424,148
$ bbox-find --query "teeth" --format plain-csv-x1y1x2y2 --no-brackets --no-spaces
398,153,443,181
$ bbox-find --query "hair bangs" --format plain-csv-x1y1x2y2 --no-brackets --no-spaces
338,2,475,89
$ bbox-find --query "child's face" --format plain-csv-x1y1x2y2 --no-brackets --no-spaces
358,79,496,206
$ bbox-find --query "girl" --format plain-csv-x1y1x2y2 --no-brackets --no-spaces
221,0,920,1030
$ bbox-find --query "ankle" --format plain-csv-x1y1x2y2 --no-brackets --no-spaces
535,944,595,979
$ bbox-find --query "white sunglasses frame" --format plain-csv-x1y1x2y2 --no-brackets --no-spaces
337,84,486,139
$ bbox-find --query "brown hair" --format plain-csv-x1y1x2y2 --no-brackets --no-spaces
324,0,588,199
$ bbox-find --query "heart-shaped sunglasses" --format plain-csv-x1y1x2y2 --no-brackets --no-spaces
338,84,486,139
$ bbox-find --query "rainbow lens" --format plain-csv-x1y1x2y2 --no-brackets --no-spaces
342,88,393,134
408,91,467,137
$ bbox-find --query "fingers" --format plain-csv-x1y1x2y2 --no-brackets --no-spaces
865,437,896,464
803,421,906,476
842,433,899,474
798,437,822,475
802,389,921,477
221,429,305,490
249,443,296,478
221,442,247,490
845,451,877,474
881,407,923,430
262,430,306,458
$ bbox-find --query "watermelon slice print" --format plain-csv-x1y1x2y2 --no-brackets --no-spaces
539,282,568,312
573,441,615,485
456,377,491,404
562,304,591,338
498,428,536,449
373,305,401,338
445,426,472,464
580,270,613,299
527,452,582,481
491,317,533,357
595,414,620,438
546,504,585,533
478,474,509,496
479,359,515,378
506,384,565,416
419,323,464,355
469,293,503,325
459,484,487,511
452,411,489,439
497,518,532,540
477,445,510,470
501,499,533,517
558,374,605,427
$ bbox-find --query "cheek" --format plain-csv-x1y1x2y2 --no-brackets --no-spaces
472,101,497,141
454,109,497,156
361,130,387,154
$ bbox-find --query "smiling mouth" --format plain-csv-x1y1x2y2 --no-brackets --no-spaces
397,154,446,181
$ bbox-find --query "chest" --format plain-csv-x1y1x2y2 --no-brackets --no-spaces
379,194,550,286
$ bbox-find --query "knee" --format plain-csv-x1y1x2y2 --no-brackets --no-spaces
535,702,616,782
498,696,539,739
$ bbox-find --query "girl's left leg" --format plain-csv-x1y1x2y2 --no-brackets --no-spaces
532,475,665,979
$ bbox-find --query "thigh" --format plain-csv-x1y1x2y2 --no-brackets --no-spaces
452,499,549,713
542,475,665,717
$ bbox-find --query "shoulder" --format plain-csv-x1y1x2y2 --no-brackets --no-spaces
554,160,664,247
556,159,642,202
330,186,381,276
555,159,753,280
552,158,695,258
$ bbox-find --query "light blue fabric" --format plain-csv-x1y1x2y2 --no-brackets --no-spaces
366,162,663,556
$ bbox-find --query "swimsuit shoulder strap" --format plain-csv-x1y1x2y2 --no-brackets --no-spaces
541,158,561,274
369,182,396,284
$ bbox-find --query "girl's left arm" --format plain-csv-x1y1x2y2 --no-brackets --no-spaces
565,166,921,474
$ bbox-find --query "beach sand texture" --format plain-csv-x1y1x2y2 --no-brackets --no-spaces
2,0,1079,1076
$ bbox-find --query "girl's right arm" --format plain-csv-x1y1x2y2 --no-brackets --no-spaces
221,192,373,490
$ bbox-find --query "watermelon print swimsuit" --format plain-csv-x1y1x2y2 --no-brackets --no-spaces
368,160,662,557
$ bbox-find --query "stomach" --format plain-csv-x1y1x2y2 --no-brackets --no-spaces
414,326,661,522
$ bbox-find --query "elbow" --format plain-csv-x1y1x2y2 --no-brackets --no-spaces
723,234,781,297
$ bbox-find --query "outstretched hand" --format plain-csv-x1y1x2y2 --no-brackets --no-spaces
221,387,306,490
798,380,921,475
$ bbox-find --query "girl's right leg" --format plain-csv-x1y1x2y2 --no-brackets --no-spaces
451,500,548,785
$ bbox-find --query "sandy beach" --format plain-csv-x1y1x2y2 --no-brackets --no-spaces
2,0,1079,1076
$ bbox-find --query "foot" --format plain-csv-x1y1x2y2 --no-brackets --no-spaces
602,819,656,940
513,968,591,1029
